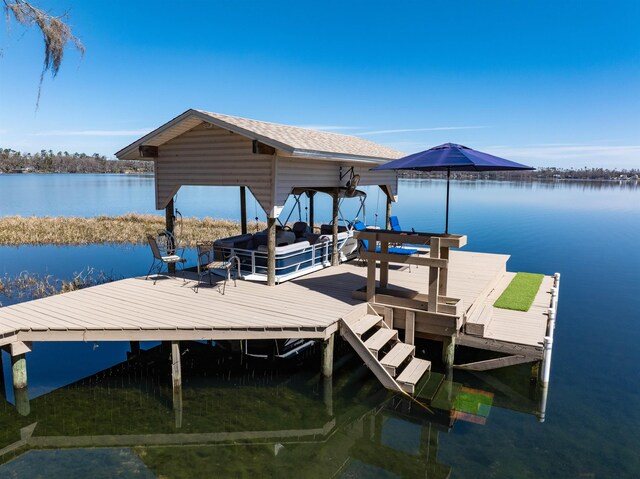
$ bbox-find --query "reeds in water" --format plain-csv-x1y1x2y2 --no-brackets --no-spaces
0,214,262,246
0,268,114,304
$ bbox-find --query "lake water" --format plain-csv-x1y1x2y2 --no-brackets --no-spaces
0,174,639,478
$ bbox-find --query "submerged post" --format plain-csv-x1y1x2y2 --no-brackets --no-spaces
11,349,29,416
171,341,182,427
442,335,456,370
322,333,335,378
540,336,553,387
165,197,175,274
267,217,277,286
323,375,334,417
331,189,339,266
240,186,248,235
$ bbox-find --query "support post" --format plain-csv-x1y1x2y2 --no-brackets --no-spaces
331,189,339,266
322,333,335,378
385,194,392,230
240,186,248,235
428,238,441,312
171,341,183,428
442,335,456,370
309,192,315,232
366,236,377,302
11,354,27,390
165,197,175,273
322,375,333,417
540,336,553,387
438,245,449,296
129,341,140,356
11,354,29,416
267,217,277,286
0,352,5,399
405,310,415,345
379,240,389,288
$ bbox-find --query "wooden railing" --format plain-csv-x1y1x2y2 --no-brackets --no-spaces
354,229,467,314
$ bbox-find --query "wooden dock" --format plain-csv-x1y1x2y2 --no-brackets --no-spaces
0,250,525,345
0,249,557,399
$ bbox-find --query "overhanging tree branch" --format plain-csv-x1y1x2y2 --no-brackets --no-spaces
3,0,84,107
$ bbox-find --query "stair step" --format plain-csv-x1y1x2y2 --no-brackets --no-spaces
397,358,432,394
380,343,415,377
352,314,383,336
363,328,397,358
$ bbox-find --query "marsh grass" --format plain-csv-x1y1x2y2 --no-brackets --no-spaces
0,268,114,304
0,214,261,246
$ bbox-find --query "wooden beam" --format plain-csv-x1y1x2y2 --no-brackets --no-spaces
457,334,544,359
366,233,377,302
359,251,448,268
405,310,415,345
352,288,462,316
439,245,449,296
379,241,389,288
428,238,440,313
356,230,467,248
454,355,532,371
267,217,277,286
240,186,247,235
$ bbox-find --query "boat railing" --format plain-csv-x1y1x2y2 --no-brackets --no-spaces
215,237,336,279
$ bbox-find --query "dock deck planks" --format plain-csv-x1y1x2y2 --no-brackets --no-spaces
0,250,551,354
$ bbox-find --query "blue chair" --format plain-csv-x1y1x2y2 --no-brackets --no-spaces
389,215,415,233
353,221,418,255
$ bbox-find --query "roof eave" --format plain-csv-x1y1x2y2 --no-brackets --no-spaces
289,149,399,164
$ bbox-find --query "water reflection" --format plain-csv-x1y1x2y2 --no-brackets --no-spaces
0,340,543,478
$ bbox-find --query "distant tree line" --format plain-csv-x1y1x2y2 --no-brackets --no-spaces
0,149,153,174
399,166,639,181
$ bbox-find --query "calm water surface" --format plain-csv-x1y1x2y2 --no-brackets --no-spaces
0,174,639,478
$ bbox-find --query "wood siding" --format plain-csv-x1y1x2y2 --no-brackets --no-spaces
156,123,275,212
274,156,398,208
154,124,398,216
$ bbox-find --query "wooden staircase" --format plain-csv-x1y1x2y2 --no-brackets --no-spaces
340,304,431,395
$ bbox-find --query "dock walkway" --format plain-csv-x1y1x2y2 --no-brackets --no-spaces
0,251,553,362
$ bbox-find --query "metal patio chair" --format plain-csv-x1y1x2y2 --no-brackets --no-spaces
195,241,240,295
146,233,187,284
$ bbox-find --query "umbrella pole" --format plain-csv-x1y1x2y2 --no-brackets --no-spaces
445,167,451,234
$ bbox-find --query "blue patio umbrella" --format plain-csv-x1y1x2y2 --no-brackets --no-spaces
372,143,534,234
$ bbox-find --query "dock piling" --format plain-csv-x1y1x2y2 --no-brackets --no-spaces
322,334,335,378
171,341,183,427
442,335,456,370
10,352,30,416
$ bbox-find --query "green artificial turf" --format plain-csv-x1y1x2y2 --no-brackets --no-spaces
493,272,544,312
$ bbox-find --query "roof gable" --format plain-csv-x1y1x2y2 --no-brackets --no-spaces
115,109,404,162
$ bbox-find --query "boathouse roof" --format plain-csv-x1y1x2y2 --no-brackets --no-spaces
116,109,404,162
115,109,401,217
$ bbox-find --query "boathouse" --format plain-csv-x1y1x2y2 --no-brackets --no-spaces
116,109,402,285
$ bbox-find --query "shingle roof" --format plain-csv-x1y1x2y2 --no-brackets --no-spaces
196,110,404,161
115,109,404,162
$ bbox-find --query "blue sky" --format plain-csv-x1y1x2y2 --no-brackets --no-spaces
1,0,638,168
